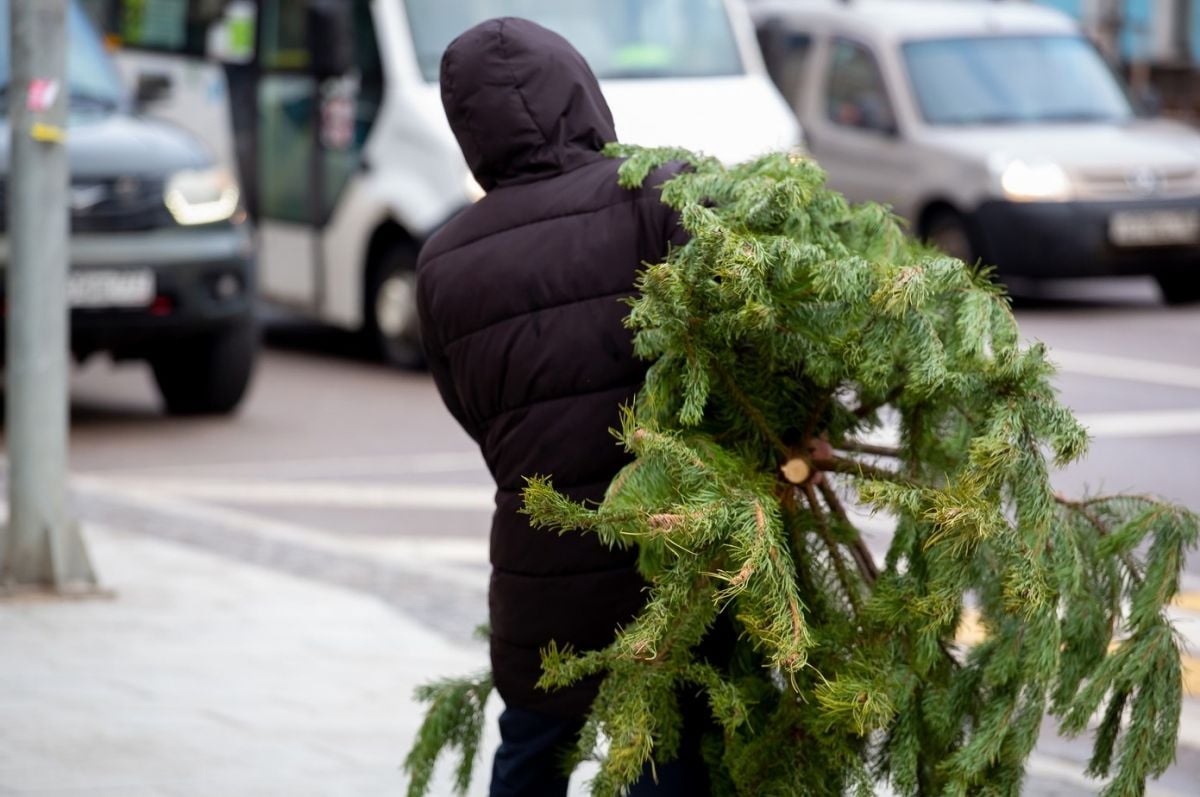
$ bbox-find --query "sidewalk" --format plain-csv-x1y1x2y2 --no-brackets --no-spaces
2,523,1196,796
0,524,497,797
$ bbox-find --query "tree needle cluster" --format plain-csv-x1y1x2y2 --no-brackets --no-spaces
405,146,1198,797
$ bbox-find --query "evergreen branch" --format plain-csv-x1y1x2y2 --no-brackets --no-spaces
711,359,790,458
403,671,493,797
836,440,903,458
802,483,864,616
409,144,1196,797
816,454,917,487
853,387,903,419
817,478,880,585
1054,494,1144,588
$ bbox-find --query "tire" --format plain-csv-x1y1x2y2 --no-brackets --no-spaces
364,243,425,369
1156,272,1200,305
924,208,978,265
151,320,258,416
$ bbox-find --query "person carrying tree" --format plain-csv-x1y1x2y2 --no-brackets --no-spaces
415,16,704,797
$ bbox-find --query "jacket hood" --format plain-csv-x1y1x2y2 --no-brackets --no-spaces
439,17,617,191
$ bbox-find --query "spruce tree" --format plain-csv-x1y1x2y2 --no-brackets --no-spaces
405,145,1198,797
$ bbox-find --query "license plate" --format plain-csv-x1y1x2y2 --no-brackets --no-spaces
1108,209,1200,247
68,269,155,309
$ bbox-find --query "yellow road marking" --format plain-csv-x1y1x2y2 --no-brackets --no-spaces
1173,592,1200,614
1185,657,1200,698
956,608,1200,697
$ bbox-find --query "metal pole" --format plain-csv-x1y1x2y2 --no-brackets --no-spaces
1,0,95,589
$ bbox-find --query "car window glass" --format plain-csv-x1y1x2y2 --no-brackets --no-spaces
0,0,123,111
826,39,896,133
760,28,812,113
903,35,1133,125
403,0,744,82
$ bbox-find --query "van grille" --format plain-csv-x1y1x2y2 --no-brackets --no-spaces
1073,167,1200,201
0,177,171,233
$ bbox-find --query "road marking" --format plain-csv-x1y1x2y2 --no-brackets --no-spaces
1051,349,1200,391
70,476,490,590
86,477,496,510
74,451,487,478
1074,408,1200,438
857,407,1200,446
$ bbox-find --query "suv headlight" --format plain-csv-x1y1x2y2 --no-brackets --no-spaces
164,167,240,225
996,159,1072,202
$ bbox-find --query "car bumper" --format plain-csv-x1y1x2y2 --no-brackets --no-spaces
0,225,256,359
972,197,1200,278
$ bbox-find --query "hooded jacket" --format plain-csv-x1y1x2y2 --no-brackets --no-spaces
416,17,684,717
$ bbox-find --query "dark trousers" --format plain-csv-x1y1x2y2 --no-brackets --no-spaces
489,703,709,797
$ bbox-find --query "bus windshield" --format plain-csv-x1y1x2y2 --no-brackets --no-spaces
403,0,744,82
0,0,124,113
903,35,1133,126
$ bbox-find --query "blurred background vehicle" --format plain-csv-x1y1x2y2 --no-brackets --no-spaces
0,0,257,415
84,0,801,369
751,0,1200,304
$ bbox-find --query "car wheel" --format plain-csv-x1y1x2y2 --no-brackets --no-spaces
151,319,258,416
1156,272,1200,305
925,208,978,265
365,243,425,369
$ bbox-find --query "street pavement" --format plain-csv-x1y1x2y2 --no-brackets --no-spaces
2,275,1200,795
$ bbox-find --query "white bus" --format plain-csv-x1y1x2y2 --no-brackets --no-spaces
95,0,801,366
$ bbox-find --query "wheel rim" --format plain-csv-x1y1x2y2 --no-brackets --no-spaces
375,272,419,342
930,223,974,263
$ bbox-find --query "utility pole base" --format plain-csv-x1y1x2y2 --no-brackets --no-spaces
0,519,97,594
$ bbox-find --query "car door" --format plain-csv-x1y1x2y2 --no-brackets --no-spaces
803,36,914,210
255,0,381,311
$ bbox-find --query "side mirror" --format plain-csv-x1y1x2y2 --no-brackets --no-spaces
307,0,354,79
134,72,172,107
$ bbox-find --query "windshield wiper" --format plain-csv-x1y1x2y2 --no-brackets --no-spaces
939,114,1026,126
1035,111,1118,123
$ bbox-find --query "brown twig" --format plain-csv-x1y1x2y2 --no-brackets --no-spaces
817,478,879,585
815,455,918,487
802,483,863,616
835,440,902,458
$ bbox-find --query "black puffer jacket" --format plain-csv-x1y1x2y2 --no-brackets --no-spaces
416,17,683,717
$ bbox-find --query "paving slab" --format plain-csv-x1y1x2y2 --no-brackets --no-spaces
0,524,496,797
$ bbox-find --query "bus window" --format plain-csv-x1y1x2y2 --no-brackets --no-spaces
257,0,381,225
260,0,309,70
81,0,218,56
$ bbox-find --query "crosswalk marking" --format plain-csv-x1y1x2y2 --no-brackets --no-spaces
78,472,1200,701
80,476,497,510
1051,349,1200,391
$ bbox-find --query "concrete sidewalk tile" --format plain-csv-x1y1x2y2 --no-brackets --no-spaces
0,524,490,796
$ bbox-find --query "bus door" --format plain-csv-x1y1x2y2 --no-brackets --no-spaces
254,0,378,313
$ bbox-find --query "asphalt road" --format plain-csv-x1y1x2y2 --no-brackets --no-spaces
55,275,1200,566
4,274,1200,795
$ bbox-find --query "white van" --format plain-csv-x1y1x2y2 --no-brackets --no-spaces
751,0,1200,304
95,0,801,365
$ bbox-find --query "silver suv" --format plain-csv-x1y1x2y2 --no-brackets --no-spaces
0,0,257,414
752,0,1200,303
